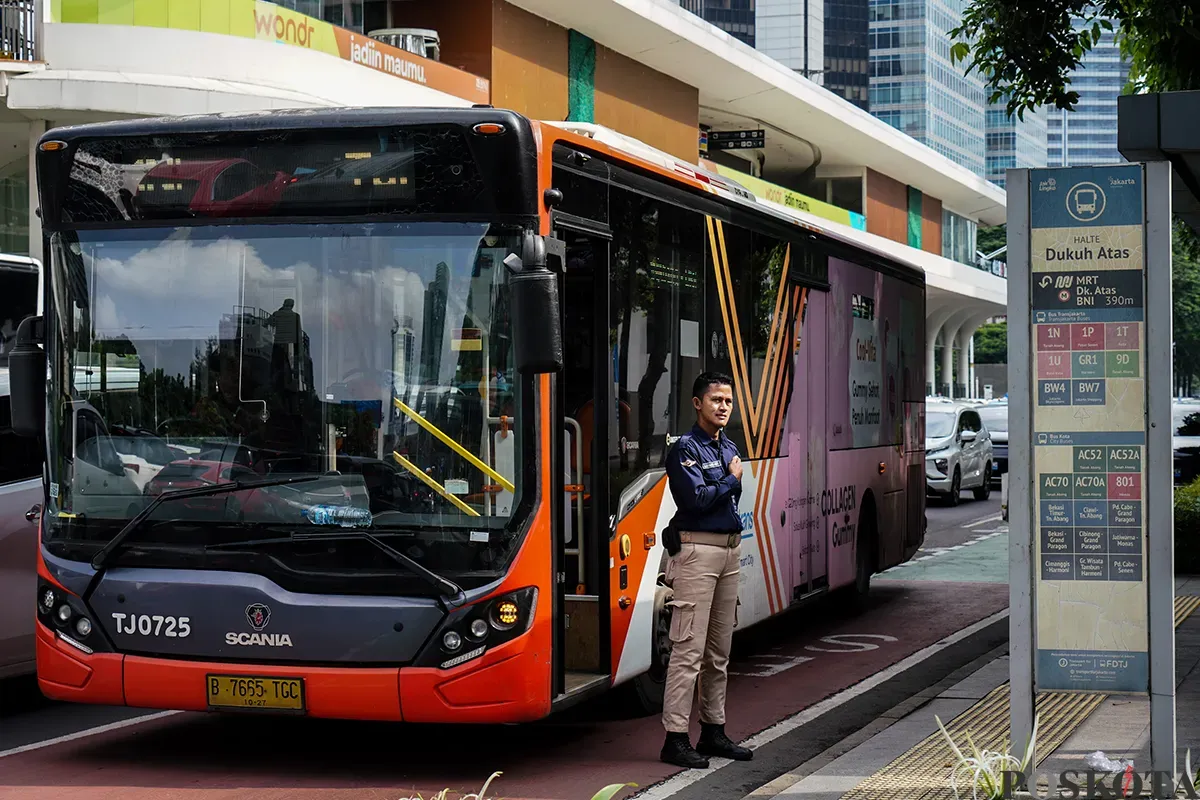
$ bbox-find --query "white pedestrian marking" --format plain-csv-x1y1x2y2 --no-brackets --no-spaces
729,654,815,677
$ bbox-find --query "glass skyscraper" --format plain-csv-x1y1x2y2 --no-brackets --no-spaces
985,102,1048,188
867,0,986,176
678,0,757,47
1047,19,1130,167
756,0,824,82
823,0,868,108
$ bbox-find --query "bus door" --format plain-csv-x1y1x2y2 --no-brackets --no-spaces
791,287,828,599
550,219,614,706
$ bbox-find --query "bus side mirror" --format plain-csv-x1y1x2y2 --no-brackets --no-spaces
505,233,563,375
9,314,46,438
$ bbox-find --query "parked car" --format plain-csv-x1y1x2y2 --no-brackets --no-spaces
1174,400,1200,486
977,400,1008,488
925,402,994,505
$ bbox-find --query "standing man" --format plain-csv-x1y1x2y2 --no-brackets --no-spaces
659,371,753,768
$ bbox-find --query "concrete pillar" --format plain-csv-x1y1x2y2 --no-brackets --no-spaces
969,337,977,397
959,326,975,399
925,301,955,397
926,329,937,398
27,119,45,260
942,321,962,399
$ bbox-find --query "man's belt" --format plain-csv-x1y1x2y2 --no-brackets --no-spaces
679,531,741,548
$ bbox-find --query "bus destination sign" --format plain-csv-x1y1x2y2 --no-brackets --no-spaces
1028,164,1149,693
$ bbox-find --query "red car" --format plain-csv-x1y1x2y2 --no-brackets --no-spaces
132,158,290,217
143,460,278,521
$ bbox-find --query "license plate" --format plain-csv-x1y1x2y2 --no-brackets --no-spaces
206,674,305,711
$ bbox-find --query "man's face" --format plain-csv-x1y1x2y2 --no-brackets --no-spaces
694,382,734,429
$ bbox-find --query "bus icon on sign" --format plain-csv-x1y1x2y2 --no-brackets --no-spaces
1067,181,1106,222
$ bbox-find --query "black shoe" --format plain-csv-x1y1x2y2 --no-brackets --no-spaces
697,723,753,761
660,732,710,769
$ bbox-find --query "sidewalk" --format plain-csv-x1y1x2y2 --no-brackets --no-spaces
741,579,1200,799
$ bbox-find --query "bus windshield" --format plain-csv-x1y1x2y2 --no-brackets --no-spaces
42,221,526,581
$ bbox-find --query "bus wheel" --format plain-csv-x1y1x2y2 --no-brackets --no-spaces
629,584,673,715
850,503,876,614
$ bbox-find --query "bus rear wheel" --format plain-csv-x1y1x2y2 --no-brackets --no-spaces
850,502,877,614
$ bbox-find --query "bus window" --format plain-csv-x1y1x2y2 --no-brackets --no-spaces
608,186,703,494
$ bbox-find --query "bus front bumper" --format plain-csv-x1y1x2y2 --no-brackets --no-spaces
36,619,552,724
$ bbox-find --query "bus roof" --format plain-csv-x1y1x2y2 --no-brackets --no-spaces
38,107,931,283
542,120,927,283
37,107,531,145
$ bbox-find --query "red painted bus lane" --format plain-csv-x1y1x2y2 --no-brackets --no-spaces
0,580,1007,800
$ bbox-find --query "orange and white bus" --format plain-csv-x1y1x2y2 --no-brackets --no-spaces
9,108,926,722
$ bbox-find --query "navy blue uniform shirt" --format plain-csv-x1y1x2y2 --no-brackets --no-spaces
665,423,743,533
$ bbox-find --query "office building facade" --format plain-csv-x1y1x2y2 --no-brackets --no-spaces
1047,20,1130,167
678,0,757,47
823,0,868,107
867,0,987,177
756,0,824,82
985,101,1048,188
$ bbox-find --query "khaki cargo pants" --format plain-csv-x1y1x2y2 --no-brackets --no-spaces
662,532,741,734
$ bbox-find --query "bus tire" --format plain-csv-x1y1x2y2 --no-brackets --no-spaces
850,499,877,614
628,583,673,715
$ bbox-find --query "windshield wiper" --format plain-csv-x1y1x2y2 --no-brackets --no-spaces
90,474,322,570
206,529,467,609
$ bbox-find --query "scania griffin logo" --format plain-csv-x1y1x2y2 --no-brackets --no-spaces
245,603,271,631
226,603,293,647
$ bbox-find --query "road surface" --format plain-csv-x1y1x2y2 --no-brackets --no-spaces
0,499,1007,800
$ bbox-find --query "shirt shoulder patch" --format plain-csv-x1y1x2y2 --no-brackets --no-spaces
680,456,697,467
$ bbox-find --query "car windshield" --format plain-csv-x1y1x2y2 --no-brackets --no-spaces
927,411,956,439
42,222,527,583
978,405,1008,433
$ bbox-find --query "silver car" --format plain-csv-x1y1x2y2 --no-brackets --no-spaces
977,401,1008,487
925,403,994,506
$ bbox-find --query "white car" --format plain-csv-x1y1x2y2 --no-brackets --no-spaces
925,403,994,506
109,434,181,492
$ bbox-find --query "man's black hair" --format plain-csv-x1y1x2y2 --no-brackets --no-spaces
692,371,735,400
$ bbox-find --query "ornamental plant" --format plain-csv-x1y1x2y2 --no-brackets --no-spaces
935,713,1039,800
393,773,636,800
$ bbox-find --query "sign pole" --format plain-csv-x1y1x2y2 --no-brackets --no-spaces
1007,167,1035,764
1144,159,1176,777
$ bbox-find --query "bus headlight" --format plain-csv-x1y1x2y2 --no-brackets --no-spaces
491,600,520,631
414,586,538,670
34,581,112,656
